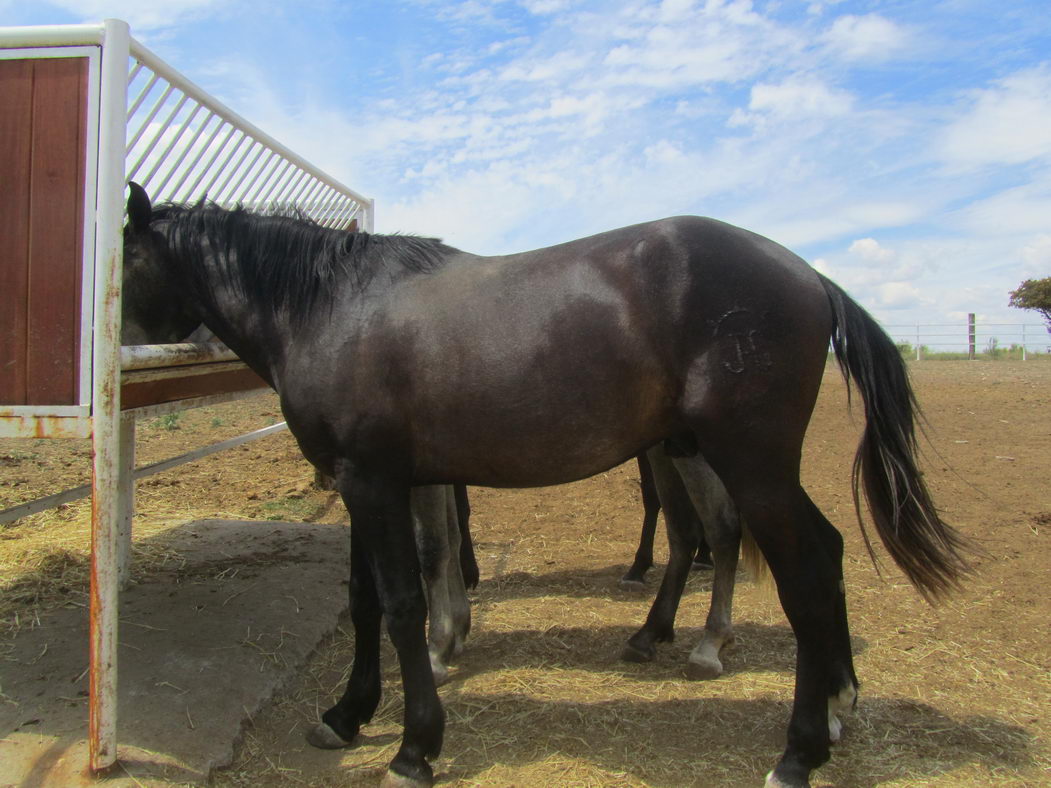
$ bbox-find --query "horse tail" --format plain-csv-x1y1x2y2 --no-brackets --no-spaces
740,525,774,596
818,273,973,602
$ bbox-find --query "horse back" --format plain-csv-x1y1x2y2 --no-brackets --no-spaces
279,216,831,486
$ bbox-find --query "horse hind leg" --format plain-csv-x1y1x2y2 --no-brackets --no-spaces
719,468,856,787
412,486,459,686
671,453,741,680
444,485,472,657
621,446,699,663
620,453,661,590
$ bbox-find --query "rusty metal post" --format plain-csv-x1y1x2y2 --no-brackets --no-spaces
89,17,130,774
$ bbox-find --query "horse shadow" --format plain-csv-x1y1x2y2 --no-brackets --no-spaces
442,620,858,686
474,561,754,601
418,691,1038,787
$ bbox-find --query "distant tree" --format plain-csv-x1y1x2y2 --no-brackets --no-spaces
1008,278,1051,332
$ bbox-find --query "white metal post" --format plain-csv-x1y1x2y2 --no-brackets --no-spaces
89,17,130,774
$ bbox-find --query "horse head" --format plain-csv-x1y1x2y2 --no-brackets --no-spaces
121,182,202,345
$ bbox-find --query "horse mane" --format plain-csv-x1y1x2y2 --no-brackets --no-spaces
152,200,450,322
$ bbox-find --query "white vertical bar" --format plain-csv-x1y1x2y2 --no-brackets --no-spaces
78,48,103,406
139,100,201,188
90,17,130,774
167,115,225,199
363,197,376,232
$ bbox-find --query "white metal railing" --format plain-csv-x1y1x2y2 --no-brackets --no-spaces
1,20,376,776
884,322,1049,360
124,40,373,229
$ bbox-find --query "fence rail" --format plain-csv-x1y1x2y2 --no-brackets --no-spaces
883,322,1049,360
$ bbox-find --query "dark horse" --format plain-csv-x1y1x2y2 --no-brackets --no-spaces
122,183,970,788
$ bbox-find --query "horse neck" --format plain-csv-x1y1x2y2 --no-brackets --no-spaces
178,239,293,389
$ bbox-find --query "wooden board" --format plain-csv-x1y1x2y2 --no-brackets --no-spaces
0,57,88,407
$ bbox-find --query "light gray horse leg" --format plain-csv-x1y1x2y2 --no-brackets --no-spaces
411,485,459,686
671,454,741,680
443,486,472,657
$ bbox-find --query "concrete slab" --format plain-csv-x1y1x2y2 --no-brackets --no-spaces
0,520,349,787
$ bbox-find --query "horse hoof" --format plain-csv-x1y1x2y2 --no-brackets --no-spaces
620,642,655,663
618,578,647,592
685,656,723,680
381,769,432,788
306,722,355,750
431,662,450,687
829,714,843,743
764,770,810,788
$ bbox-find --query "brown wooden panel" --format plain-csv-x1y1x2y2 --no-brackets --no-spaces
121,367,269,410
26,57,88,406
0,59,34,405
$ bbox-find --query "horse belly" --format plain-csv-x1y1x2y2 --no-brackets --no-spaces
410,370,676,487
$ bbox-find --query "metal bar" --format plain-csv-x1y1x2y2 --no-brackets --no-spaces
0,422,288,526
125,83,174,157
125,71,158,121
140,101,203,190
196,130,247,200
291,175,323,209
271,167,309,207
127,90,186,181
250,157,292,207
167,115,225,199
234,148,278,203
151,108,217,197
214,139,264,202
120,342,239,370
128,38,372,209
178,121,236,202
0,22,106,47
90,17,131,774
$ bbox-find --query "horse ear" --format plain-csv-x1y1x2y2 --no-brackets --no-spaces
127,181,153,232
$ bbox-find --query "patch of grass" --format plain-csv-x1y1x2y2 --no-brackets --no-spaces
153,412,183,431
259,497,320,522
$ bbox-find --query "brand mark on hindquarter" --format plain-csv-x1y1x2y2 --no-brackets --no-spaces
711,308,773,374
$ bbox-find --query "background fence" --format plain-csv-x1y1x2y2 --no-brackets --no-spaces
883,319,1050,360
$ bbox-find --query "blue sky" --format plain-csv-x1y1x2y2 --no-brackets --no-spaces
4,0,1051,344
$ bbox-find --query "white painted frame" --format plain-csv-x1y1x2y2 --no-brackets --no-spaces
0,19,374,773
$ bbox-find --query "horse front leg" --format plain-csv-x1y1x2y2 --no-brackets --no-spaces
307,522,382,748
328,470,444,787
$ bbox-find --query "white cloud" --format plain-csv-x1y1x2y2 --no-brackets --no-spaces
849,237,896,264
955,179,1051,236
744,75,854,119
938,66,1051,171
1020,234,1051,277
519,0,572,14
41,0,227,30
822,13,913,62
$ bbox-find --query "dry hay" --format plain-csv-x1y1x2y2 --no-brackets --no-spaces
3,363,1050,786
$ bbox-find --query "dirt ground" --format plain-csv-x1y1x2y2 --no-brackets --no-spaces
1,360,1049,786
